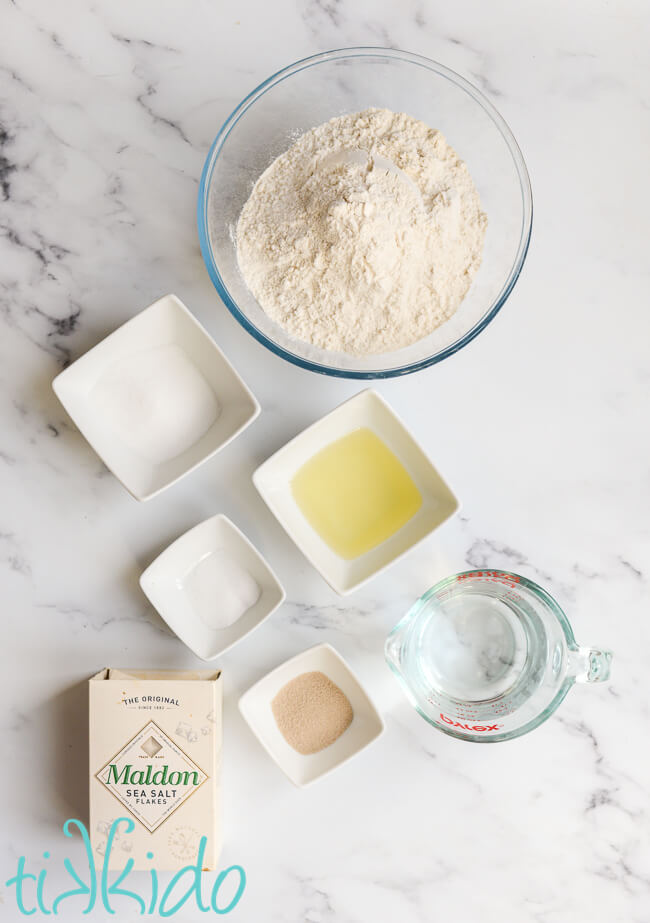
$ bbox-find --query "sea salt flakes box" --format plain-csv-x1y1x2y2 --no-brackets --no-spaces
89,668,222,870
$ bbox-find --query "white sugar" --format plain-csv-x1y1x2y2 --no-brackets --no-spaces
90,344,220,464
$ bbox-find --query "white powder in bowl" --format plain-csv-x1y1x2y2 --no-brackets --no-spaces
182,549,261,630
236,107,487,356
90,344,219,464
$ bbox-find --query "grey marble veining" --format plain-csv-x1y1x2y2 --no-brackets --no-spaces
0,1,649,921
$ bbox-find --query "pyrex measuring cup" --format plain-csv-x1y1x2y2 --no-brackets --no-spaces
385,570,612,742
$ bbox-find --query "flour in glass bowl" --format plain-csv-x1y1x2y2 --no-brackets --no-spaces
236,108,487,356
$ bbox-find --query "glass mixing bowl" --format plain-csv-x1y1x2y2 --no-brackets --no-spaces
197,47,532,379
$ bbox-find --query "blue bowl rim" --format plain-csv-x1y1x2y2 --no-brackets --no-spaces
197,46,533,379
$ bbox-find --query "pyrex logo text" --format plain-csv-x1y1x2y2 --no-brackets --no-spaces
440,713,502,732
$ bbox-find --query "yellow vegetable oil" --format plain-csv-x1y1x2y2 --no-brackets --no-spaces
291,427,422,560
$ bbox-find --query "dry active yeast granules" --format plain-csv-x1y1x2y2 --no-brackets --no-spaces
236,107,487,356
271,671,354,754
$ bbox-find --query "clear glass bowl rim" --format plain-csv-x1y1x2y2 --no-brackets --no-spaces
197,46,533,379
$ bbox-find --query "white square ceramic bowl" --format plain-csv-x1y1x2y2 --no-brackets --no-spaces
239,643,384,787
52,294,260,500
140,514,285,660
253,389,459,595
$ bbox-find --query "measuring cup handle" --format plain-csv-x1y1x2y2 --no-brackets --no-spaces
568,646,612,684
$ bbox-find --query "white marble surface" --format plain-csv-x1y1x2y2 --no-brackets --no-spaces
1,1,649,920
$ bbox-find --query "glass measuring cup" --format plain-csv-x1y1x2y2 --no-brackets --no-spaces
385,570,612,742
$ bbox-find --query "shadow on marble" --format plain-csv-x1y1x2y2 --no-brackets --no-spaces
25,365,112,480
207,450,305,562
43,679,89,826
120,555,176,639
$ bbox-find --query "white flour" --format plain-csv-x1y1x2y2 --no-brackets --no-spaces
236,108,487,356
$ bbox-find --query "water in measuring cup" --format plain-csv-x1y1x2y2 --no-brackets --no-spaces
407,583,549,718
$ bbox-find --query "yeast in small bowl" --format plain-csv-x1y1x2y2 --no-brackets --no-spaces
52,294,260,501
140,514,285,660
253,390,459,595
239,643,384,787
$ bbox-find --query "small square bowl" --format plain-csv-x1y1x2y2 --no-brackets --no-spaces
239,643,384,787
140,514,285,660
253,389,459,595
53,294,260,501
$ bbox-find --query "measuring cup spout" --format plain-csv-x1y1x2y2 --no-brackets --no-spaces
568,647,612,684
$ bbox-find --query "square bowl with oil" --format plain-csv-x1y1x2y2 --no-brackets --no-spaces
238,643,384,787
52,294,260,501
253,389,459,595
